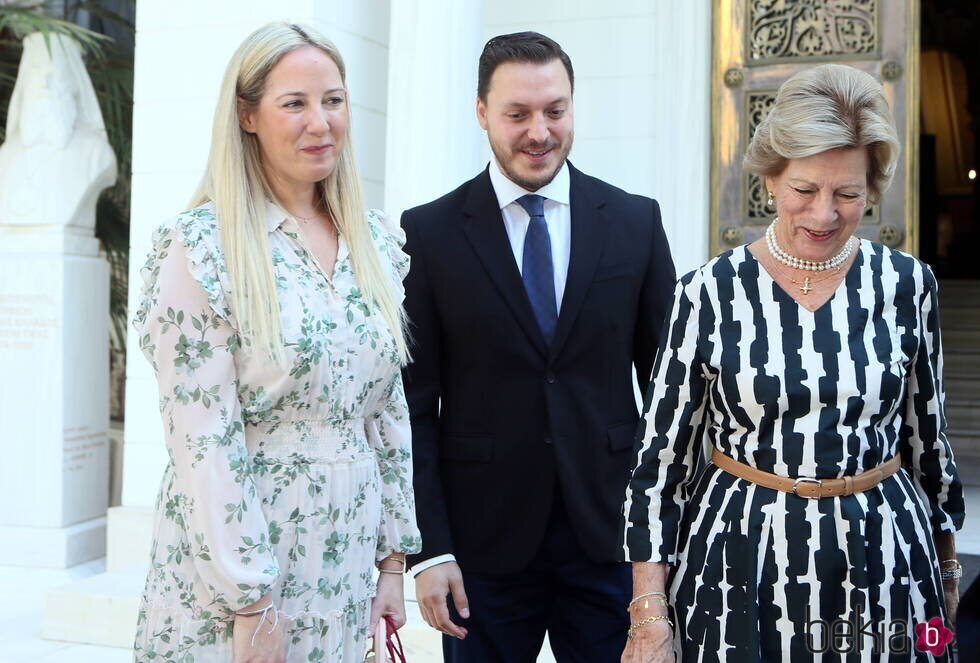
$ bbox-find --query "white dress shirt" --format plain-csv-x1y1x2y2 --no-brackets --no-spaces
410,160,572,577
491,158,571,310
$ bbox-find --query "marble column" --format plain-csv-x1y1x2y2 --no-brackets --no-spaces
384,0,485,218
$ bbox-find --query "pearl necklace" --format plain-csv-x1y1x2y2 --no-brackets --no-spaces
765,219,852,271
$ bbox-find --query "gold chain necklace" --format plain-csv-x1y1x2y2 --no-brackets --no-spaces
291,211,320,223
288,209,341,240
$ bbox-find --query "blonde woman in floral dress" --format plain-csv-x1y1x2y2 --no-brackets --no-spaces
132,23,420,662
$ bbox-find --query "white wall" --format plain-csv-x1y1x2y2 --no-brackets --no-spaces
483,0,712,275
315,0,392,207
384,0,485,219
123,0,392,508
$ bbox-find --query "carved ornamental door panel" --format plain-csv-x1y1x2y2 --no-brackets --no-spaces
711,0,919,256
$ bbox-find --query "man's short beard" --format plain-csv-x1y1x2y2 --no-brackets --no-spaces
490,135,572,192
499,159,561,191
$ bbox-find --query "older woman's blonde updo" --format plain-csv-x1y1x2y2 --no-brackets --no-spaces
743,63,900,204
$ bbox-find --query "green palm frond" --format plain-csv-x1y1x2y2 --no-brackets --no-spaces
0,2,109,55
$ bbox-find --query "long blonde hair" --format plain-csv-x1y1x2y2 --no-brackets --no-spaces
191,22,408,365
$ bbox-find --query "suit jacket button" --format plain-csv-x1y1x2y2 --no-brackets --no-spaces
546,373,556,384
544,436,553,444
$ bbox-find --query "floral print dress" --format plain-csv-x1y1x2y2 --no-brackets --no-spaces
131,202,421,662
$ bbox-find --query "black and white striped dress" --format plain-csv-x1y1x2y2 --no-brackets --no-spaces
622,241,964,661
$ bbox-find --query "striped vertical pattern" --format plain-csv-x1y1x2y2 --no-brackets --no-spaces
622,241,965,661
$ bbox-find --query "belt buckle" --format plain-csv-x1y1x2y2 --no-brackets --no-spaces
792,477,823,499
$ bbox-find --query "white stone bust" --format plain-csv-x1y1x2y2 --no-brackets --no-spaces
0,32,117,232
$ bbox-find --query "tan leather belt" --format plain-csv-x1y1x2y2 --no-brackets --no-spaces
710,448,901,499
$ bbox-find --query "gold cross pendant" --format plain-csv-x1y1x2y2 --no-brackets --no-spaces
799,277,811,295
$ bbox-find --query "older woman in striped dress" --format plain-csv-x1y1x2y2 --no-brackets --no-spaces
622,64,964,662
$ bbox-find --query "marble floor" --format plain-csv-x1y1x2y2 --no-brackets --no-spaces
0,559,129,663
5,485,980,663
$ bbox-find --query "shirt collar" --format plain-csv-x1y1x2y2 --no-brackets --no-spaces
264,200,289,233
488,158,571,210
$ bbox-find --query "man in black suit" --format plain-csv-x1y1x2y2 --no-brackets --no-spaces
401,32,676,662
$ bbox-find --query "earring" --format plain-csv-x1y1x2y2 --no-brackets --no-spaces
766,190,774,207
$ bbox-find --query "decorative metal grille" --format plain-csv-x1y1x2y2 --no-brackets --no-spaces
748,0,877,63
746,93,777,223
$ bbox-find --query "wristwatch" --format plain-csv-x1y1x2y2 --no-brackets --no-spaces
940,559,963,582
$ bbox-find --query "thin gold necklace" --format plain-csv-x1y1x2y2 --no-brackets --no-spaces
286,205,341,235
291,210,320,223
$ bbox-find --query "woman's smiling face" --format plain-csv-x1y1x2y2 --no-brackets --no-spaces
766,147,869,261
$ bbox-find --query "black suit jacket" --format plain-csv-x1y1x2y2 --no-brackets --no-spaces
402,163,676,574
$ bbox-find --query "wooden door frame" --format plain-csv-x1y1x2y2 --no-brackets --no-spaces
709,0,921,258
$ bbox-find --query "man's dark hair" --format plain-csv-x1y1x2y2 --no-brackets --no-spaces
477,32,574,102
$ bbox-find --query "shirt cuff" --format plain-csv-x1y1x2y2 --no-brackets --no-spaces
410,554,457,577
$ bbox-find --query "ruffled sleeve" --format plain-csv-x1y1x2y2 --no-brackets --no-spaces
364,208,422,560
367,208,410,304
133,205,280,610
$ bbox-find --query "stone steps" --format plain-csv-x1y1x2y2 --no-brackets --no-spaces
947,374,980,403
947,400,980,432
941,306,980,329
948,430,980,483
946,350,980,372
42,566,143,648
941,328,980,349
939,281,980,485
937,280,980,300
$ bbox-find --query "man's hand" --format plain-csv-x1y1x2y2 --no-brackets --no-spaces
415,561,470,639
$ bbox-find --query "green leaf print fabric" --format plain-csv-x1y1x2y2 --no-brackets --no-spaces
131,202,421,662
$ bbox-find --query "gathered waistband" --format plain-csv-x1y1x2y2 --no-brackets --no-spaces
245,417,372,462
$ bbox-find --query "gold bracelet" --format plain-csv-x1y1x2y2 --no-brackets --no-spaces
628,592,668,610
378,567,403,575
627,615,673,640
378,555,407,574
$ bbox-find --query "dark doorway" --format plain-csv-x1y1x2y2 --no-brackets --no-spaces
920,2,980,277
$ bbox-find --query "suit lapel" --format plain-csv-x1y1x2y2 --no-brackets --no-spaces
461,168,549,358
549,165,609,360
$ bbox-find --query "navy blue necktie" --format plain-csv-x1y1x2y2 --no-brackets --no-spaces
516,194,557,345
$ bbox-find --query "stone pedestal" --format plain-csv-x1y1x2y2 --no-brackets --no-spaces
0,238,110,567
